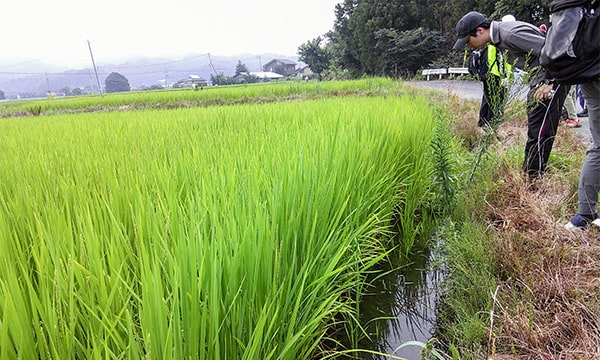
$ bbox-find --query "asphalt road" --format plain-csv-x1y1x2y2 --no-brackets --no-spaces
406,79,591,144
407,79,488,100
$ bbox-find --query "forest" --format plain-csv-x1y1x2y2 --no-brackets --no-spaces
299,0,551,79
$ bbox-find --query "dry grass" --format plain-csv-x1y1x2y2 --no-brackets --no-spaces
479,120,600,359
392,85,598,358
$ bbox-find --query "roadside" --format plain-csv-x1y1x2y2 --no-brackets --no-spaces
406,79,592,144
404,82,599,359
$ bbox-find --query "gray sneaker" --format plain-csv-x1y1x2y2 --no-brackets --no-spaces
565,214,600,231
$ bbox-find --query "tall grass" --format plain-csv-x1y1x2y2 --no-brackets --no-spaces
0,94,434,358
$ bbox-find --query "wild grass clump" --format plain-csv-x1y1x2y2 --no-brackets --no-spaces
431,109,459,216
480,156,600,359
0,94,435,359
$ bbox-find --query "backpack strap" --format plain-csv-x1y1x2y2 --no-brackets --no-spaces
550,0,590,12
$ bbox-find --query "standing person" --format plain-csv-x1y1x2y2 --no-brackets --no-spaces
453,11,568,179
539,23,548,33
577,85,589,117
565,80,600,229
467,43,512,127
563,86,582,128
501,14,516,22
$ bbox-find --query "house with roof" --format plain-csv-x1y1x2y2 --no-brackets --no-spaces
295,65,315,79
173,75,208,88
262,59,297,77
232,71,285,83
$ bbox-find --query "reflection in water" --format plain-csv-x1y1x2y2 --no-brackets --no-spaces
358,247,444,360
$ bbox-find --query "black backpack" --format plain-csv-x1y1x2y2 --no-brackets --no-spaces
467,47,489,81
540,0,600,84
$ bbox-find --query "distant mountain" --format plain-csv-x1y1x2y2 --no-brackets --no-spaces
0,53,299,99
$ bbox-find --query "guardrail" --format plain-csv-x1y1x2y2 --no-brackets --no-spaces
421,67,469,80
448,67,469,75
421,68,447,80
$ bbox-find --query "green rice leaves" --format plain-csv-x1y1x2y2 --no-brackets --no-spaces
0,93,434,358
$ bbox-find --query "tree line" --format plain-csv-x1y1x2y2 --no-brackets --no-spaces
299,0,551,79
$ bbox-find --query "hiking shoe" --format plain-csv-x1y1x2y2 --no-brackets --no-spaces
565,214,600,231
565,118,582,128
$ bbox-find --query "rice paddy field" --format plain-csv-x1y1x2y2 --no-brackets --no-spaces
0,79,439,359
0,79,402,118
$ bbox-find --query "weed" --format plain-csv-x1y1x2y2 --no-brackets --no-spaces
431,80,600,359
27,105,42,116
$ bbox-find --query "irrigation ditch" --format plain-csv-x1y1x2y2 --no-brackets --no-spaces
358,246,444,359
324,237,446,360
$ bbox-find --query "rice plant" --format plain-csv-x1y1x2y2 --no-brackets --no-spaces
0,93,434,359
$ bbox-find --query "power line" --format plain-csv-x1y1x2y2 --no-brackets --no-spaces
114,54,209,69
0,57,51,69
0,55,214,77
207,53,218,76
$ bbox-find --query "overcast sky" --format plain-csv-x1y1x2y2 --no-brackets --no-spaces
1,0,340,70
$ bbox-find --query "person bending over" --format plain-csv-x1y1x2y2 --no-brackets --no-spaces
454,11,568,179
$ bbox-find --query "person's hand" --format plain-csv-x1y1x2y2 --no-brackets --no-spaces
534,83,554,102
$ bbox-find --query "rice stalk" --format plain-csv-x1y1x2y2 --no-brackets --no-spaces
0,93,435,358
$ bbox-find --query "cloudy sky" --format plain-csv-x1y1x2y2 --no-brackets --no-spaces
1,0,341,70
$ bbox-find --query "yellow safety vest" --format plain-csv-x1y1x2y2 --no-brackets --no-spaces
487,45,513,78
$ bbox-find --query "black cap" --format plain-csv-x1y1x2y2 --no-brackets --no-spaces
453,11,487,50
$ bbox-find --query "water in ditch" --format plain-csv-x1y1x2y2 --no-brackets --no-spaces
356,246,445,359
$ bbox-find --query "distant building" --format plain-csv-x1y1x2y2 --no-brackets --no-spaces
263,59,297,77
295,66,314,79
173,75,208,88
232,71,285,83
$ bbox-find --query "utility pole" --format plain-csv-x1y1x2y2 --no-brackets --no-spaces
87,40,103,97
207,53,218,76
45,71,51,94
88,70,94,94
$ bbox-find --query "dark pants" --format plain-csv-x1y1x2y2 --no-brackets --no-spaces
479,75,506,127
523,83,568,178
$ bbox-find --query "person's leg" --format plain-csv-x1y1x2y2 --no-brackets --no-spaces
577,79,600,217
486,75,505,126
522,82,568,177
479,95,490,127
577,85,588,117
563,85,577,119
479,80,493,127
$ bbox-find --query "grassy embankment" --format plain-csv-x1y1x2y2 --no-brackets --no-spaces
416,83,600,359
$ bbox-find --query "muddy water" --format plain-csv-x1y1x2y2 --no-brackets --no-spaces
358,248,444,359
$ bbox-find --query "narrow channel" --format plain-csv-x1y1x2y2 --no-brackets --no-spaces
358,246,444,359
